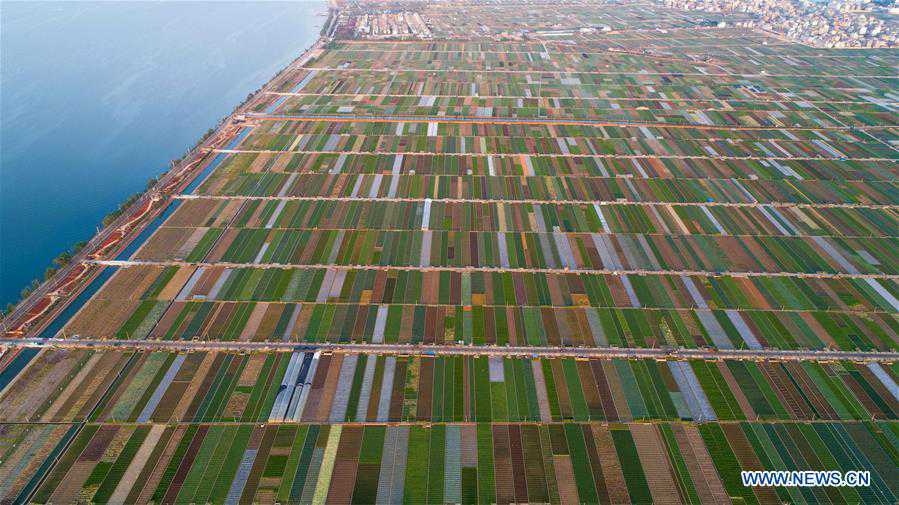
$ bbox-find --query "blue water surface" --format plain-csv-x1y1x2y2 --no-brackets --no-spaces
1,0,326,306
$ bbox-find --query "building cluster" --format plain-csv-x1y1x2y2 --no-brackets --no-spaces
661,0,898,47
354,11,433,39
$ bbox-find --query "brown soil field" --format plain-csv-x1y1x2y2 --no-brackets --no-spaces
158,267,196,299
133,227,196,260
166,199,239,228
61,298,142,338
0,349,88,421
592,425,630,504
133,426,187,504
166,199,219,227
255,304,289,340
185,266,225,298
238,353,268,387
0,425,71,499
48,352,130,421
248,152,275,173
176,228,211,260
205,229,239,262
632,424,681,504
240,304,269,341
92,265,168,301
48,427,116,504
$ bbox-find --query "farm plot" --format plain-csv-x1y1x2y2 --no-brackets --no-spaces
0,349,133,422
232,118,897,160
273,92,896,131
10,420,897,504
214,121,896,152
132,225,899,276
56,263,899,351
415,1,750,35
195,171,899,207
194,149,899,183
164,199,899,238
103,299,897,350
0,423,74,503
4,350,896,424
74,265,899,313
323,37,886,76
278,55,896,127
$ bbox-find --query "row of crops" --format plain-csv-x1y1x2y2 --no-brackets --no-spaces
274,99,895,132
325,38,853,57
290,91,894,118
297,43,896,90
93,264,899,313
60,262,899,350
275,100,895,131
235,125,895,160
198,171,899,207
136,227,896,276
327,37,897,71
3,350,896,424
277,71,872,104
65,268,899,349
314,44,894,81
273,75,892,129
278,90,891,118
224,116,897,146
314,45,762,72
199,149,897,187
167,198,899,237
3,420,896,504
64,297,898,350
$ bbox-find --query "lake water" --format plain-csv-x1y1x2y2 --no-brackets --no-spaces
1,0,326,307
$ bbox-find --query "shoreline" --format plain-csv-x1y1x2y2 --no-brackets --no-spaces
0,7,337,339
